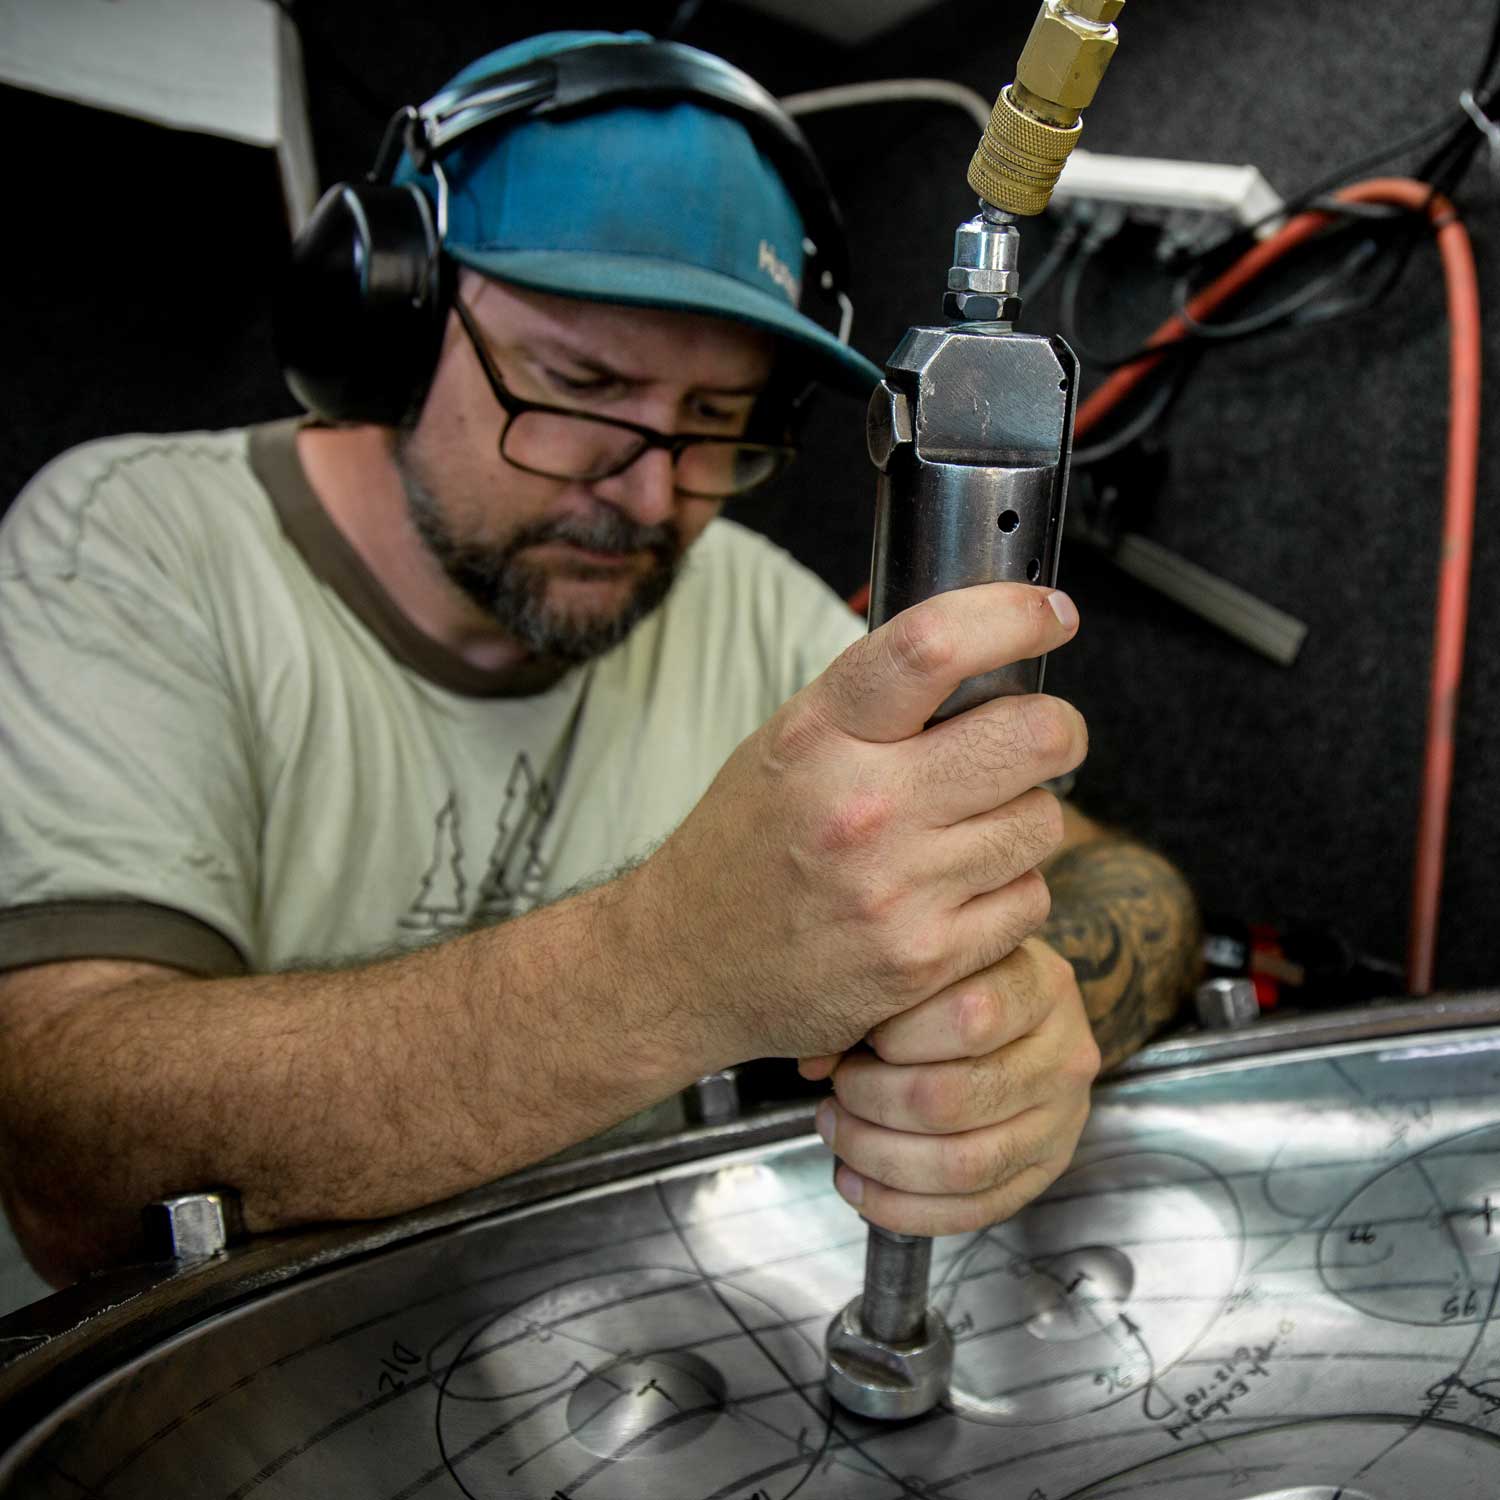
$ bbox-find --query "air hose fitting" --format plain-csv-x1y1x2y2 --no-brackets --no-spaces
968,0,1125,217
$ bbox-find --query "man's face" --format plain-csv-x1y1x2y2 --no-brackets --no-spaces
393,273,777,664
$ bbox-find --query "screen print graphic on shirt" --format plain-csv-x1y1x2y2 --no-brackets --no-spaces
400,754,554,934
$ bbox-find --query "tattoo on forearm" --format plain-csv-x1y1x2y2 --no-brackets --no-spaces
1041,839,1202,1071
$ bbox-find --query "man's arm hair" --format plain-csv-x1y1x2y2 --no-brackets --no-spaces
0,874,722,1287
1042,808,1202,1071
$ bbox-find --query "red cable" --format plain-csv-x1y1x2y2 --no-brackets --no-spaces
1359,182,1479,995
849,178,1480,994
1076,180,1479,993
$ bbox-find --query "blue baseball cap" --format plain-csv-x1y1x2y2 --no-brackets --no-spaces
395,32,882,396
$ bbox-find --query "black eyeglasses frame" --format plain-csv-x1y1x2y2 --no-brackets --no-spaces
451,298,796,501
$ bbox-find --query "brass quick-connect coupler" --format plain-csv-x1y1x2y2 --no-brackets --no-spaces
968,0,1124,217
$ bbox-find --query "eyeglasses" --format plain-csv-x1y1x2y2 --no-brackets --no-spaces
452,299,796,500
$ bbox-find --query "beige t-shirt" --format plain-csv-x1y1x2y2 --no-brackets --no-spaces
0,422,864,980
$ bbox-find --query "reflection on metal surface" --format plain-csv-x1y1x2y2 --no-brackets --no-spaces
1021,1244,1134,1341
1242,1491,1376,1500
1112,990,1500,1073
942,1150,1241,1425
6,1025,1500,1496
1067,1417,1498,1496
564,1350,727,1461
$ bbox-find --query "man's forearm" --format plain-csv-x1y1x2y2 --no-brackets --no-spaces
0,874,720,1283
1042,833,1202,1071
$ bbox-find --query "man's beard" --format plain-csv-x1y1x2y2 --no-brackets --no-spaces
395,446,685,665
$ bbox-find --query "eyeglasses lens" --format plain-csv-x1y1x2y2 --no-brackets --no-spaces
504,411,643,484
502,413,783,498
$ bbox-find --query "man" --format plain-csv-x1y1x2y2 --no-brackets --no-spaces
0,32,1198,1288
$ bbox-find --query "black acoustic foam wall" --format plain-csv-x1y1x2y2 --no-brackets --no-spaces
4,0,1495,991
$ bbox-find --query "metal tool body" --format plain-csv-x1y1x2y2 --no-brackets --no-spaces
867,288,1078,716
828,212,1079,1425
826,0,1127,1424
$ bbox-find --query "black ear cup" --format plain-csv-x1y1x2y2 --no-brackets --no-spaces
275,182,453,427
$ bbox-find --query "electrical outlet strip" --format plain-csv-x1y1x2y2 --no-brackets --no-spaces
1054,149,1284,237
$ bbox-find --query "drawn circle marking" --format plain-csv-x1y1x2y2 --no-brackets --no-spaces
940,1151,1243,1426
434,1263,829,1499
565,1350,726,1460
1317,1120,1500,1327
1022,1245,1135,1343
1065,1415,1500,1497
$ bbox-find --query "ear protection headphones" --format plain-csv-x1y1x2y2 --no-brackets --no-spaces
275,38,854,430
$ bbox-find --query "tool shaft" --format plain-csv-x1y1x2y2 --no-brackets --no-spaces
861,1227,933,1344
832,223,1079,1421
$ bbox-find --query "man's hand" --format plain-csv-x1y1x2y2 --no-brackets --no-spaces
801,938,1099,1236
631,582,1087,1069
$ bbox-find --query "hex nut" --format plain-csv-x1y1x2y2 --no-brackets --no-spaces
1017,2,1121,113
943,291,1022,324
1068,0,1125,23
825,1296,954,1420
946,265,1020,294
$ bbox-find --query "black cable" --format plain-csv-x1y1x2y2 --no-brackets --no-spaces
1294,102,1489,333
1072,159,1448,370
1170,237,1380,343
1185,0,1500,272
1059,210,1399,370
1175,214,1451,351
1052,0,1500,479
1415,2,1500,181
1301,197,1411,223
1024,219,1085,302
1072,362,1187,467
1303,203,1452,327
1219,113,1459,253
1058,243,1126,369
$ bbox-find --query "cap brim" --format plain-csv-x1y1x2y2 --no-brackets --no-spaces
449,246,883,397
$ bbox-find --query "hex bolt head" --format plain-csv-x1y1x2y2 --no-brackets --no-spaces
1195,977,1260,1031
824,1295,954,1420
866,380,914,472
689,1068,741,1126
943,291,1023,324
141,1189,244,1261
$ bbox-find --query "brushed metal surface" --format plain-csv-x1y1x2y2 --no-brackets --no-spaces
866,325,1077,720
5,1026,1500,1496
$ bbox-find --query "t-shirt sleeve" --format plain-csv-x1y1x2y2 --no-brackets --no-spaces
0,443,258,974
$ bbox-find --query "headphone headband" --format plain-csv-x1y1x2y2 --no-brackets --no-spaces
278,37,856,427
